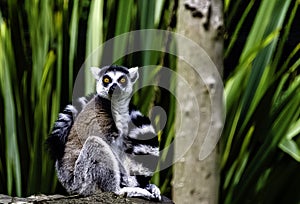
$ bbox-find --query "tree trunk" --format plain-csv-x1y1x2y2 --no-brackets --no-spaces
173,0,224,203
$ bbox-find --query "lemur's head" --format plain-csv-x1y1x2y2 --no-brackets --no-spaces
90,65,139,100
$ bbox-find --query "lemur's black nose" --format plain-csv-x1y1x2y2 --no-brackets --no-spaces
109,83,118,95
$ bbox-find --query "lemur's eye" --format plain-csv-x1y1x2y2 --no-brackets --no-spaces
103,76,111,84
119,77,126,84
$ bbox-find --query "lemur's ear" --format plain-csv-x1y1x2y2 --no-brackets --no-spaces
90,67,101,80
129,67,139,83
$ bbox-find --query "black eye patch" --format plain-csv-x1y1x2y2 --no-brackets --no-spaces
118,76,128,86
102,75,112,87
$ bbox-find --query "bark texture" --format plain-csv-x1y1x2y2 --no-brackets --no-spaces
173,0,224,203
0,193,173,204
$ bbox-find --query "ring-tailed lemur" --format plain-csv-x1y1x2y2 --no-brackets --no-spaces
46,65,161,201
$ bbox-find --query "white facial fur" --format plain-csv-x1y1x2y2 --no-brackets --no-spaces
90,66,139,100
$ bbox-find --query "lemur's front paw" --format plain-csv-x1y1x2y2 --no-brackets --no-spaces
145,184,161,201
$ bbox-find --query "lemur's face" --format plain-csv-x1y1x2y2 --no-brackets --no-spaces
91,66,139,100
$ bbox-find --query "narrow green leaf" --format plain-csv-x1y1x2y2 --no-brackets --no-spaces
0,11,22,196
279,139,300,162
69,0,80,98
154,0,164,26
225,0,255,58
112,0,134,64
85,0,103,95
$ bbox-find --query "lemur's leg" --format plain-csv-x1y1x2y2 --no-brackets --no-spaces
73,136,121,196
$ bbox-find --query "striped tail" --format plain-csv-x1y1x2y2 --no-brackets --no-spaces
46,105,77,160
126,106,160,187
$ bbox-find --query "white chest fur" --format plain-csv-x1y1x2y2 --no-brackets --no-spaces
111,98,130,149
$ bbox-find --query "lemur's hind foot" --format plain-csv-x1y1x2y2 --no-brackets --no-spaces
117,186,161,201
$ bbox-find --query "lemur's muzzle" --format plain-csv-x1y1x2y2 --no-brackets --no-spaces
109,83,121,96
